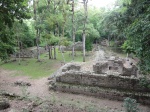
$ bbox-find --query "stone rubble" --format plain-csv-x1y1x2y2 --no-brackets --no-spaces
93,56,138,77
14,81,31,86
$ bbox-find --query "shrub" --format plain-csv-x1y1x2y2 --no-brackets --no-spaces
123,97,139,112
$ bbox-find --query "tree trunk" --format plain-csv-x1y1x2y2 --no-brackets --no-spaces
126,53,129,60
18,40,21,65
33,0,37,20
82,0,88,62
51,46,53,59
14,52,17,61
54,46,56,59
60,46,65,63
48,45,51,59
108,36,110,46
72,0,75,61
33,0,40,62
21,42,24,61
83,33,86,62
45,39,48,51
36,29,40,61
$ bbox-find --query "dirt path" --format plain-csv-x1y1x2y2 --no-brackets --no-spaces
0,68,50,98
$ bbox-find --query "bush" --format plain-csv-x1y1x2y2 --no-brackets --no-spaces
85,37,93,51
139,77,150,89
123,97,139,112
22,37,34,48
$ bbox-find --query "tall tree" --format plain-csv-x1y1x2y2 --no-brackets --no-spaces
0,0,30,61
82,0,88,62
33,0,41,62
71,0,75,60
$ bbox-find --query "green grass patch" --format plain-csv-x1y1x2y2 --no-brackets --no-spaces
40,48,84,62
0,58,59,79
0,49,87,79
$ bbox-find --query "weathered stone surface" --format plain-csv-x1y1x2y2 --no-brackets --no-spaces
50,47,147,105
14,81,31,86
0,98,10,110
14,47,47,58
122,65,138,77
101,39,109,46
0,91,18,98
62,63,81,72
65,41,83,51
93,57,138,77
56,71,150,92
53,70,150,105
55,83,150,105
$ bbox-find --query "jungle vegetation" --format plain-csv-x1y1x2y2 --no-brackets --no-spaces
0,0,149,74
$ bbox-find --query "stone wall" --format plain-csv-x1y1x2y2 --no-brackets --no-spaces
16,47,47,58
49,59,150,105
62,63,81,72
52,70,150,105
56,71,150,92
55,83,150,105
93,57,138,77
65,41,83,51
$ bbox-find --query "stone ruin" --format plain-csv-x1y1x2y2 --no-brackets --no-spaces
100,39,109,46
15,47,47,58
61,63,81,72
64,41,83,51
49,58,150,105
93,56,138,77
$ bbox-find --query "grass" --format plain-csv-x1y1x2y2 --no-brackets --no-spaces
40,48,84,62
0,58,58,78
102,46,126,58
0,48,88,78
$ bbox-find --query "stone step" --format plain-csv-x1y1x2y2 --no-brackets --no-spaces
54,82,150,105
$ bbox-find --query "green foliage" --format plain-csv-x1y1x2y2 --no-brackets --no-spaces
72,8,100,51
0,0,31,28
123,97,139,112
22,36,34,47
0,28,16,61
121,40,135,54
43,33,59,45
85,37,92,51
59,37,71,46
139,77,150,89
0,0,31,61
99,0,150,74
49,36,59,46
13,21,34,48
122,0,150,73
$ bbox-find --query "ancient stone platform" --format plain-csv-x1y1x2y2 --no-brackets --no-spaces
49,47,150,105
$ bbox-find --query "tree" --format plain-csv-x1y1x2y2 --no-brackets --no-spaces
33,0,41,62
71,0,75,60
82,0,88,62
13,22,25,64
99,0,150,74
0,0,31,61
122,0,150,73
12,21,34,64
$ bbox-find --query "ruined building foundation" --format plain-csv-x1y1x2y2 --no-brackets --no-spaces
49,54,150,105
